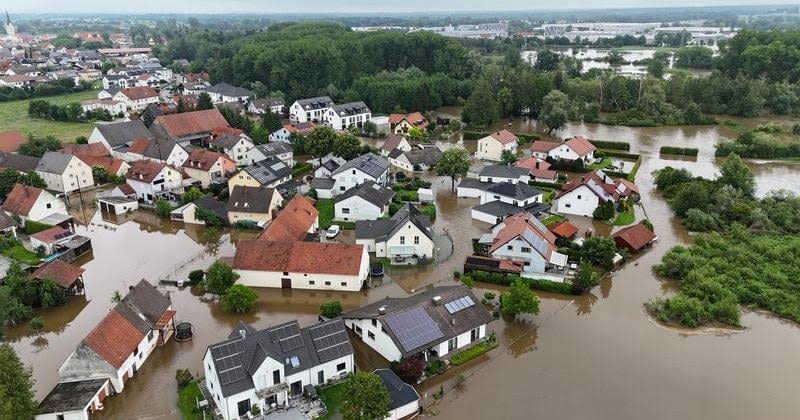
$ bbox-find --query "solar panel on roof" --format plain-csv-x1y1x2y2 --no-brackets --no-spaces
268,322,300,342
444,296,475,314
279,334,304,352
384,307,444,353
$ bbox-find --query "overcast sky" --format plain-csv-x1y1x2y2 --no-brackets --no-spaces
5,1,800,14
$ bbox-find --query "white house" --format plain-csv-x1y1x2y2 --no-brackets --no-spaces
478,164,530,184
312,158,344,179
209,134,255,166
121,138,189,167
125,160,184,203
1,184,67,225
110,87,159,111
203,319,354,420
80,99,127,117
226,186,283,225
182,149,236,189
326,153,389,197
482,212,567,280
514,157,558,183
380,134,412,157
205,82,253,103
355,204,434,264
552,169,639,217
36,152,95,194
35,379,112,420
289,96,334,123
530,136,597,164
334,181,394,222
247,142,294,167
374,369,420,420
342,285,494,362
88,120,154,154
471,182,547,225
269,122,316,143
170,195,228,225
322,101,371,131
248,97,284,115
387,147,442,172
56,280,175,394
232,241,369,291
476,130,518,161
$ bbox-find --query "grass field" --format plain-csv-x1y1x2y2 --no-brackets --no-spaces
177,381,205,420
0,89,100,141
612,209,635,226
2,245,41,265
318,383,345,420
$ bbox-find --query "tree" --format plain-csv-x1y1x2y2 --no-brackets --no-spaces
0,344,37,420
500,149,517,165
718,153,755,197
204,261,240,295
580,237,618,270
320,300,343,318
647,59,665,79
607,50,625,65
405,126,426,142
19,135,61,157
341,372,390,420
436,147,471,192
683,101,703,125
592,200,615,221
333,132,362,160
188,269,205,284
462,79,498,127
176,97,187,113
261,110,283,133
392,356,425,384
154,199,173,218
572,262,600,293
306,126,337,166
196,92,213,110
221,284,257,313
535,50,561,71
540,90,570,133
182,187,204,204
500,279,540,316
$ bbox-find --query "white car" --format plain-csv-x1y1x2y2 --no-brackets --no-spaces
326,225,340,238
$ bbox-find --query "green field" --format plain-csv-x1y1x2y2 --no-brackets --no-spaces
0,90,100,141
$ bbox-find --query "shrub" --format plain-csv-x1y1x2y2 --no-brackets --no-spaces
28,316,44,332
23,220,53,235
424,359,446,376
320,300,343,318
188,269,204,284
660,146,699,156
590,140,630,150
449,341,497,366
466,270,574,294
154,199,173,218
175,369,194,389
483,292,496,301
392,356,425,384
461,276,475,288
220,284,257,313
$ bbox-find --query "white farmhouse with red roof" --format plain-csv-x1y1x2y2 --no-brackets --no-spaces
481,212,568,279
530,136,597,164
476,129,518,161
552,169,640,217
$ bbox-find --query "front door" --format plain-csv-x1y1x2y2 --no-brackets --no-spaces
237,399,250,417
281,278,291,289
290,381,302,396
317,370,324,385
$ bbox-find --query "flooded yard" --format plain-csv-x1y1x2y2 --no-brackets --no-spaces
9,114,800,419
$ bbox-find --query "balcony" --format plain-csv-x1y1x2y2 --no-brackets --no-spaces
255,382,289,399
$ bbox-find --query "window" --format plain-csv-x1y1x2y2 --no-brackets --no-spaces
309,280,315,285
414,236,419,245
371,319,377,327
565,203,571,208
507,245,513,251
448,337,457,352
46,203,52,209
237,399,251,417
368,331,375,340
336,362,346,371
340,282,347,287
147,330,154,341
342,208,350,214
521,247,531,253
318,371,325,385
133,346,139,356
577,194,582,199
400,236,405,245
273,370,281,385
283,272,288,276
352,170,356,175
325,281,331,286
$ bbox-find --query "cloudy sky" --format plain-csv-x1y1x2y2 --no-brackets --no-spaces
5,0,799,14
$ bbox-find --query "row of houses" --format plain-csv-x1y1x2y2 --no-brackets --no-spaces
288,96,372,131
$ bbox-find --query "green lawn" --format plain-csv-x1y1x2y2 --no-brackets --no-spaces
540,214,565,226
177,382,205,420
315,199,335,229
449,341,499,366
318,383,345,420
2,245,41,265
612,209,635,226
587,157,613,171
0,89,100,141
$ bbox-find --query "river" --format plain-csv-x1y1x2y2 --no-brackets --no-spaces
7,113,800,419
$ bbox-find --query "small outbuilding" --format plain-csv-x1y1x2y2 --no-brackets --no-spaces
35,378,111,420
612,222,657,253
32,260,86,296
374,368,420,420
548,220,578,240
97,196,139,215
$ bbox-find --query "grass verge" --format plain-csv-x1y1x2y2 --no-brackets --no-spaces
612,210,635,226
540,214,565,226
315,199,334,229
177,381,204,420
450,341,499,366
2,245,40,265
318,383,345,420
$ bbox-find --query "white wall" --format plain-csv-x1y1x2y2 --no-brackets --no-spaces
436,325,486,358
332,167,388,195
388,400,420,420
378,221,434,259
491,237,548,273
457,186,484,198
479,190,542,207
235,252,368,292
334,196,384,221
553,185,600,217
476,137,516,161
344,318,403,362
25,192,67,221
87,127,113,152
471,208,502,225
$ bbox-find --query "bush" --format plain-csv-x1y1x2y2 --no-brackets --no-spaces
424,359,446,376
23,220,53,235
461,276,475,288
483,292,496,301
449,341,497,366
292,162,313,177
220,284,258,313
392,356,425,384
29,316,44,332
660,146,699,156
466,270,574,294
188,269,204,284
175,369,194,389
592,200,615,221
155,199,173,218
320,300,343,318
591,140,630,151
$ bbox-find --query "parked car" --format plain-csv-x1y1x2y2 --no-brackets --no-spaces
326,225,340,238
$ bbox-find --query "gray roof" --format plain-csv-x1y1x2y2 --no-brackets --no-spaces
343,286,493,358
251,97,284,108
0,152,40,172
486,182,542,200
254,142,293,158
211,134,247,150
0,211,16,231
355,203,432,241
457,179,492,191
95,120,153,148
310,177,335,190
332,153,389,179
320,159,340,172
330,101,370,116
119,279,172,327
479,164,528,179
400,148,442,167
206,82,253,98
36,151,73,175
334,180,394,208
142,138,181,161
374,369,420,411
227,186,277,214
195,194,228,220
207,319,353,397
295,96,334,110
242,157,292,186
473,200,550,219
37,378,108,414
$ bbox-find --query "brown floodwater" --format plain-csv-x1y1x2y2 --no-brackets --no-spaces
8,114,800,420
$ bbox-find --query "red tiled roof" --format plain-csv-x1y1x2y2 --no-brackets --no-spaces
283,122,316,134
489,212,557,256
61,143,108,157
0,131,26,153
565,136,596,157
530,140,561,153
156,109,229,139
31,226,71,244
32,260,84,288
126,160,167,183
155,309,176,329
211,126,243,138
514,157,557,179
548,220,578,239
233,240,365,276
389,112,428,129
1,184,43,217
182,149,230,172
487,129,518,145
117,86,158,101
84,309,145,369
498,259,524,273
612,223,656,252
381,134,403,151
259,196,318,241
555,170,638,202
126,138,151,155
116,183,135,196
75,154,127,175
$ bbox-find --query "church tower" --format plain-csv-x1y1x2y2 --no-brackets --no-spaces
4,11,16,38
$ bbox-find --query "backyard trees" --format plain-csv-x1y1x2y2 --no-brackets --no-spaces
572,261,600,293
718,153,755,197
500,279,540,316
392,356,425,384
0,344,37,420
306,126,337,166
405,126,426,142
436,147,471,192
541,90,570,133
196,92,213,110
320,300,343,318
204,261,240,295
462,79,498,127
592,199,616,221
221,284,257,313
580,237,618,270
341,372,390,420
182,187,204,204
261,110,283,133
333,132,362,161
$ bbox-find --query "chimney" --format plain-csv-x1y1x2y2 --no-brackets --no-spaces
378,306,386,315
239,329,246,339
451,318,456,326
432,296,441,305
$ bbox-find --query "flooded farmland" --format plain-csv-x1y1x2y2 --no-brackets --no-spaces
9,114,800,419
